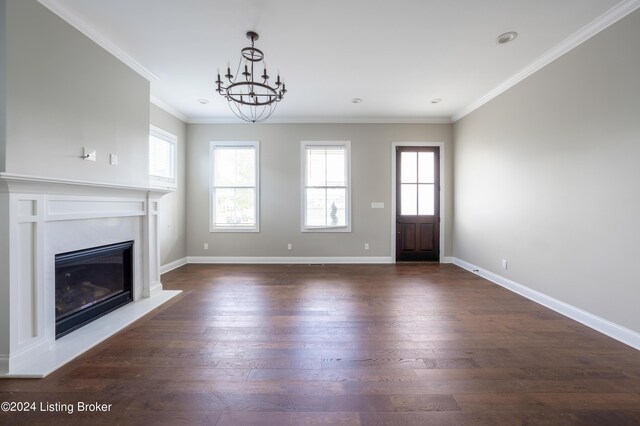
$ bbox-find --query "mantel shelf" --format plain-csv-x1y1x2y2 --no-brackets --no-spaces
0,172,174,194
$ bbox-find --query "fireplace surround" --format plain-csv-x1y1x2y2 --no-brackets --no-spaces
0,173,181,377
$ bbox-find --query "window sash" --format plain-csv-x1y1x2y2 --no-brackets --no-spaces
301,142,351,231
149,127,177,186
210,142,259,232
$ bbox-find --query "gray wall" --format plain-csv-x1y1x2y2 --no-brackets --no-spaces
4,0,149,187
453,10,640,333
150,104,187,266
187,123,453,258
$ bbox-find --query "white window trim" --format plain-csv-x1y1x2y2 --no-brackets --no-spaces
300,141,352,233
149,125,177,189
209,141,260,233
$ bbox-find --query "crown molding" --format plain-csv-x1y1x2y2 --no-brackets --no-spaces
150,96,189,123
39,0,639,126
187,116,453,125
37,0,159,82
452,0,640,122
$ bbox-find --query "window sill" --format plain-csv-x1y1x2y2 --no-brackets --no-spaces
210,227,260,233
301,226,352,233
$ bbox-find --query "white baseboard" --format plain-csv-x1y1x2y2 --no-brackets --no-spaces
0,356,8,375
148,281,164,297
453,257,640,350
442,256,454,264
187,256,394,264
160,257,187,274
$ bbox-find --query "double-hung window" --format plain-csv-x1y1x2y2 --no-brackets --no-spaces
149,125,177,188
210,141,259,232
301,141,351,232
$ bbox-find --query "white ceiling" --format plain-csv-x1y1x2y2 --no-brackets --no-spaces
41,0,634,123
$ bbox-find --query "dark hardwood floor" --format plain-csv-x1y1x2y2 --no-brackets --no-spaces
2,263,640,425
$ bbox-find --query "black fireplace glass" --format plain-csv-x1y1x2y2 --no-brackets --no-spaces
55,241,133,339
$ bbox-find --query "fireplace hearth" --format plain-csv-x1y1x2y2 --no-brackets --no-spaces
55,241,134,339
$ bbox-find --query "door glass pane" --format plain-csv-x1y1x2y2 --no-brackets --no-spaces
401,184,417,215
400,152,417,183
418,184,435,215
418,152,434,183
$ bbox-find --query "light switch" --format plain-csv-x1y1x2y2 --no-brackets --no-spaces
371,202,384,209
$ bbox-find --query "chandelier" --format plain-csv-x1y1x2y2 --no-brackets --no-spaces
215,31,287,123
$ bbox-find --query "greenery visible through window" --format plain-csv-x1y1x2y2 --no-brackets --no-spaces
301,141,351,232
210,141,259,232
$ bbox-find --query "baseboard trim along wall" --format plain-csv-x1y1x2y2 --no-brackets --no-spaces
160,257,188,274
186,256,394,264
160,256,454,274
453,257,640,351
160,256,457,272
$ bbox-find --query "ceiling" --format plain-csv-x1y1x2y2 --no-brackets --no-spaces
41,0,633,123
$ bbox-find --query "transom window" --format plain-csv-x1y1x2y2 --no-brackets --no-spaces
210,141,259,232
301,141,351,232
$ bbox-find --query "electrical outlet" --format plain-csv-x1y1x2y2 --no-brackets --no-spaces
502,259,508,270
287,243,292,251
204,243,209,250
364,243,369,250
110,154,118,166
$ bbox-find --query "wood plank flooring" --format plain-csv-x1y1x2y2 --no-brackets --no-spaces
1,263,640,425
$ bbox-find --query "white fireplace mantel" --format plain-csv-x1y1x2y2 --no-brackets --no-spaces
0,173,181,377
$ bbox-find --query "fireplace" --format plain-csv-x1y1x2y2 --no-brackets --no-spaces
0,174,180,377
55,241,134,339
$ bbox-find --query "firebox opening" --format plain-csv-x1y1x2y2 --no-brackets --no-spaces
55,241,133,339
